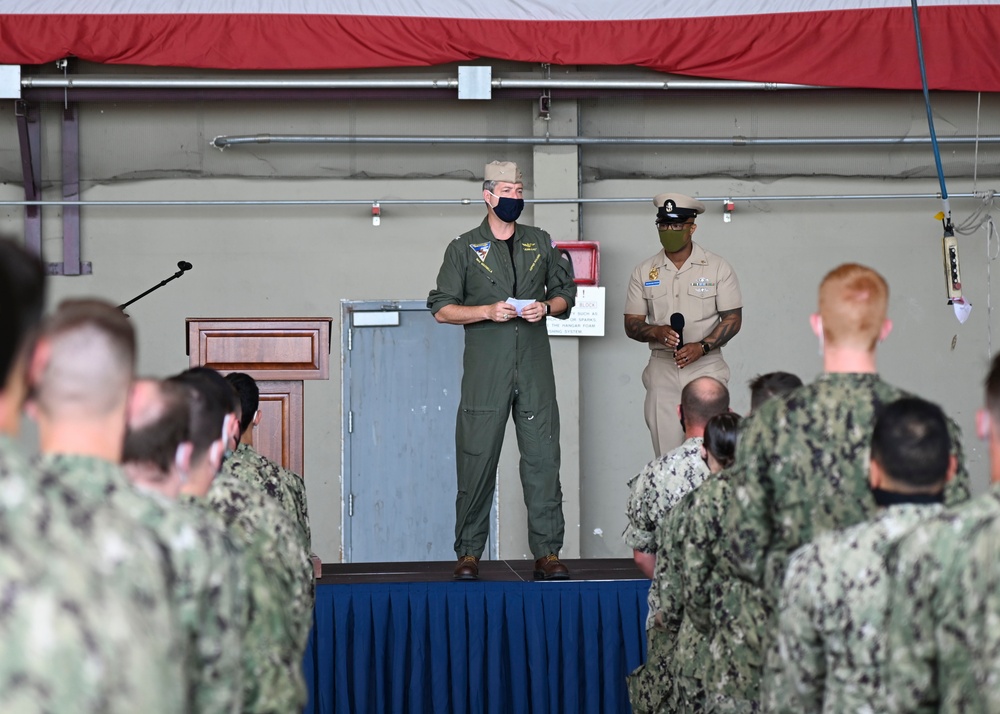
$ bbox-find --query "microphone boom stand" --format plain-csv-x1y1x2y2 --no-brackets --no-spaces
118,261,193,314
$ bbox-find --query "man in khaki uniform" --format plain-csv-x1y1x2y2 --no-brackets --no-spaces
625,193,742,456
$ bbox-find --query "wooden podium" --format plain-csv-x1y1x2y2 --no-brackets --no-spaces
186,317,332,476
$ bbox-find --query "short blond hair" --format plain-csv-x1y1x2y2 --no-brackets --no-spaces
818,263,889,350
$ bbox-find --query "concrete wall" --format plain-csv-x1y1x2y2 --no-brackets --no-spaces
580,176,993,556
2,84,996,563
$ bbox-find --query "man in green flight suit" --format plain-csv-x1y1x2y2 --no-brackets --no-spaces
428,160,577,581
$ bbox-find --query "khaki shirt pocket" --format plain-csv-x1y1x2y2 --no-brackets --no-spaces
643,281,673,324
687,280,718,320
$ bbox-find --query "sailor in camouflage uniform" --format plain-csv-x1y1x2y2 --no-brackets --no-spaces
32,300,220,711
656,373,802,714
0,242,183,714
226,443,311,548
0,495,185,714
205,469,314,712
705,376,804,712
624,376,730,714
122,378,249,713
765,397,953,713
657,412,742,713
726,264,971,690
886,353,1000,714
174,367,314,714
224,372,311,549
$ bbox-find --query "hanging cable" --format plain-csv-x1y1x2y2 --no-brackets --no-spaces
953,189,995,236
911,0,967,307
988,218,999,359
911,0,952,229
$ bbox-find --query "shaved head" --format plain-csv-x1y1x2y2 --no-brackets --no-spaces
33,299,135,419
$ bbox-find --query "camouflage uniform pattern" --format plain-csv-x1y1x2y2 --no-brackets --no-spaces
625,437,711,714
765,502,943,714
626,627,675,714
200,467,315,714
624,436,709,629
657,534,706,714
727,374,970,676
39,453,245,713
886,488,1000,714
132,490,249,714
6,444,185,713
659,467,765,714
228,442,311,549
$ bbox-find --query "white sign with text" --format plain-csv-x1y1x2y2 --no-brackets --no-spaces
546,286,605,337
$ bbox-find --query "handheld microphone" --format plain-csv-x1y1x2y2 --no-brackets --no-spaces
670,313,685,348
177,261,193,271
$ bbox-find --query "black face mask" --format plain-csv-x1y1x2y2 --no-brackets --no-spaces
489,193,525,223
870,487,944,507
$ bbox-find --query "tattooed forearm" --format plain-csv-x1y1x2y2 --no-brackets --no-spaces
624,314,663,343
703,308,742,349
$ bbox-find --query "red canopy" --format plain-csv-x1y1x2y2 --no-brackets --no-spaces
2,1,999,91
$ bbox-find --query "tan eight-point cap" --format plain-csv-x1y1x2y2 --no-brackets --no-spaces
484,161,524,184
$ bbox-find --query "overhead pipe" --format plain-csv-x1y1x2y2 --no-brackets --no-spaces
212,133,1000,149
0,192,991,208
20,75,822,91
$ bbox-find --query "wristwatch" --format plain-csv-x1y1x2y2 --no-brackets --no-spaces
544,303,550,316
700,340,711,355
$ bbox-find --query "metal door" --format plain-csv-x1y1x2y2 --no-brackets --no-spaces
342,300,475,562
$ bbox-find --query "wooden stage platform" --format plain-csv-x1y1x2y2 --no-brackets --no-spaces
316,557,645,584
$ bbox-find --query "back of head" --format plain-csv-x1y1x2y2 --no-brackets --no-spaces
225,372,259,435
818,263,889,350
680,376,730,431
871,397,951,489
123,379,190,474
0,238,46,386
168,368,234,462
33,299,135,419
749,371,804,412
703,412,742,469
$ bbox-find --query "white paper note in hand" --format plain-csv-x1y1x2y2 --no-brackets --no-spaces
506,298,536,316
